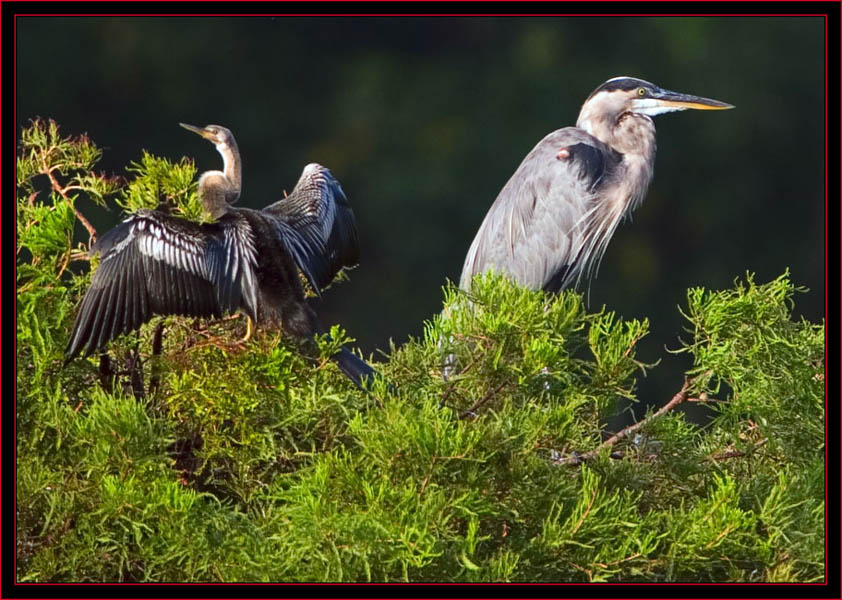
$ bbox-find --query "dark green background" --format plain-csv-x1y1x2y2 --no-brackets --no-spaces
17,17,825,405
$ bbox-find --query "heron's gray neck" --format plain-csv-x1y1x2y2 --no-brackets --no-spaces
577,109,656,211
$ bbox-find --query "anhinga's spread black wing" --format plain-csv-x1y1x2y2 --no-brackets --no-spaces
66,209,259,360
262,164,359,295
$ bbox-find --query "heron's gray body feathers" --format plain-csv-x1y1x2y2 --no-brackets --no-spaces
460,126,637,293
458,76,732,294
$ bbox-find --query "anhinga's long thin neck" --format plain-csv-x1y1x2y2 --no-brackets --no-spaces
216,138,242,201
198,173,235,220
198,137,242,219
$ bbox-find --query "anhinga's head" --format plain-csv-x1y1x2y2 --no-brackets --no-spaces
180,122,242,216
179,123,237,153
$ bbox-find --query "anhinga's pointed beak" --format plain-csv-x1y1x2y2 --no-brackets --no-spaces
179,122,215,139
650,88,735,111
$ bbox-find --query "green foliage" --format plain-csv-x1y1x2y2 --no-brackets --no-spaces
17,118,115,200
677,272,825,465
118,152,203,221
16,122,825,582
17,119,119,272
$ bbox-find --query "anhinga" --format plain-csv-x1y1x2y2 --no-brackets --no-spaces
66,123,376,387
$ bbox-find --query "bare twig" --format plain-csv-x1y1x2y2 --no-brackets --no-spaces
704,524,734,549
126,348,146,399
98,353,114,394
42,157,97,243
569,493,596,537
55,244,74,278
148,322,165,396
621,328,646,360
554,377,694,465
459,380,509,419
419,456,436,495
439,354,479,408
709,438,768,462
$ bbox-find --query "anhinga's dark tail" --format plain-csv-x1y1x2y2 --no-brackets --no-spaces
331,345,378,390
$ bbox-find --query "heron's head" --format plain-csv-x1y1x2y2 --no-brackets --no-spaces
577,77,733,132
179,123,236,152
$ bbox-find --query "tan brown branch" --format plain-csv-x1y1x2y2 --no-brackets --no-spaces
704,524,734,549
55,244,73,279
42,153,97,243
709,438,768,462
621,328,646,360
460,380,509,419
569,492,596,537
439,354,479,408
554,377,694,466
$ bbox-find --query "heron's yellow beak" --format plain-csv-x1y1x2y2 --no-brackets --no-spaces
653,90,734,111
632,89,734,117
658,99,734,111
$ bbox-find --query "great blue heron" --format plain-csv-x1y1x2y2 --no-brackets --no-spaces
460,76,734,293
66,123,376,388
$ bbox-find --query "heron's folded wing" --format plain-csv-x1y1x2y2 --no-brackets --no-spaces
66,209,258,359
262,164,359,294
460,128,620,292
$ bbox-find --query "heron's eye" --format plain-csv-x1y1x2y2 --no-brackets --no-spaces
637,88,646,96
